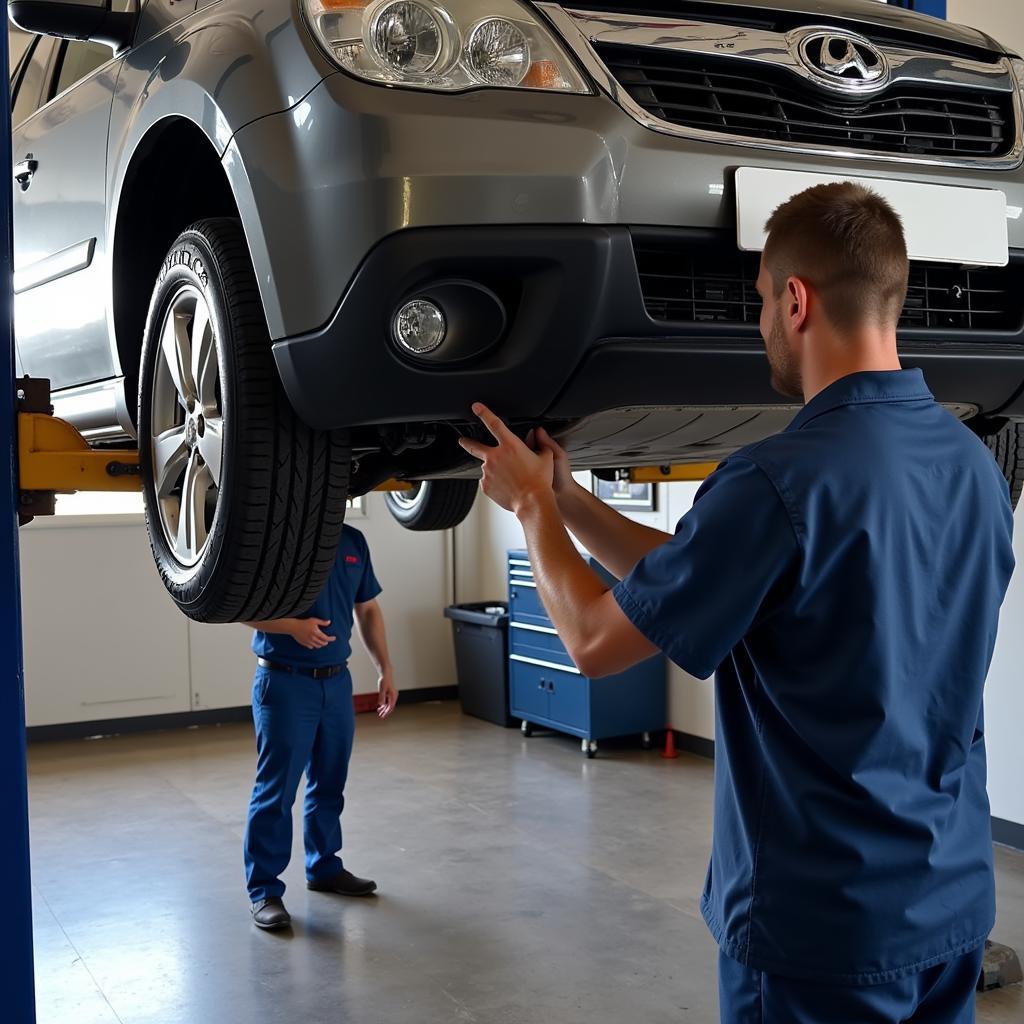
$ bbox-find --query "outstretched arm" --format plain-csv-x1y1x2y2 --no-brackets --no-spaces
461,406,659,678
533,428,670,579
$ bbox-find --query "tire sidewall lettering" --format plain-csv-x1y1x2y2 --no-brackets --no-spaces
142,241,231,590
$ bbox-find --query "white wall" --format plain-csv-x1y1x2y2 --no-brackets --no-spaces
947,0,1022,49
948,0,1024,829
19,492,455,727
983,510,1024,828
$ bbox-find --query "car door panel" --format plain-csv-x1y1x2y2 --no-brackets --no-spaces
13,42,121,390
9,31,53,380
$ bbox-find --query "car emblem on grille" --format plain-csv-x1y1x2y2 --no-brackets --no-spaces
797,30,890,94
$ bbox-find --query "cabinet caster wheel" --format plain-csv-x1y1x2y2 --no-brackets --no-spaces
583,739,598,759
641,732,653,750
521,720,533,738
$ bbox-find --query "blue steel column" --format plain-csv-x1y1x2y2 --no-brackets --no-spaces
0,24,37,1024
887,0,947,19
912,1,947,18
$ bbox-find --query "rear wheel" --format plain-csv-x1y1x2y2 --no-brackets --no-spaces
138,218,351,623
384,479,478,531
979,420,1024,511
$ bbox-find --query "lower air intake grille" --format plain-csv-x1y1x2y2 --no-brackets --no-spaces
634,235,1023,333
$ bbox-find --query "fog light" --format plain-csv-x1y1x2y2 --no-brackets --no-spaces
467,18,530,87
394,299,446,354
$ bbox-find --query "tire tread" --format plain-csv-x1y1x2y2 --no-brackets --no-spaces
983,421,1024,512
385,479,478,532
140,218,350,623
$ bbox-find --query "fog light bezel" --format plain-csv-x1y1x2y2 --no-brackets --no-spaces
389,281,508,366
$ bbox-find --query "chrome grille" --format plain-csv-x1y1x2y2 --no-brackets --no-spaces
563,4,1005,64
540,6,1023,168
596,44,1013,159
633,235,1024,334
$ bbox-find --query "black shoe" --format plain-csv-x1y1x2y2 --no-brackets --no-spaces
251,897,291,930
307,868,377,897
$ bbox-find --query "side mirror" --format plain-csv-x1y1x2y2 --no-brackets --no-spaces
8,0,137,52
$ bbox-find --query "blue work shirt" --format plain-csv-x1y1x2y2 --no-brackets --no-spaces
613,369,1014,984
252,525,382,668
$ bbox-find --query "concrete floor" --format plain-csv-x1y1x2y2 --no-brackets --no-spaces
28,701,1024,1024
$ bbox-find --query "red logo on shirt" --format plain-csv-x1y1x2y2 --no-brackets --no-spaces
345,555,360,565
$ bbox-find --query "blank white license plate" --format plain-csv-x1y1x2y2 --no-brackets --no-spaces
735,167,1008,267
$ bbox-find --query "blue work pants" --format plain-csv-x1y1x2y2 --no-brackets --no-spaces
718,946,985,1023
243,666,355,901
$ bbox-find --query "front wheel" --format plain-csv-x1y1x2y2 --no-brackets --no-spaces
138,218,351,623
384,479,478,531
980,420,1024,511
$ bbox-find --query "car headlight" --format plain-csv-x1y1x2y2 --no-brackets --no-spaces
302,0,590,93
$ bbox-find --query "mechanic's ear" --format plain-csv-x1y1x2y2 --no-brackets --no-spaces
787,276,811,333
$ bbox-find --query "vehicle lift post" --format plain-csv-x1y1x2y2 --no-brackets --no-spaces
2,27,36,1024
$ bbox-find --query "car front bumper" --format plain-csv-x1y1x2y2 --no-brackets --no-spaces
227,71,1024,431
272,223,1024,431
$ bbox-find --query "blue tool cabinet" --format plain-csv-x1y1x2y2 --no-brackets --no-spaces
507,550,666,758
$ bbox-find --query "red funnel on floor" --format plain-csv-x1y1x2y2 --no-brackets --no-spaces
662,727,679,759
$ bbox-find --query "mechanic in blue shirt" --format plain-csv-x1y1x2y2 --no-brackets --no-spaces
242,524,399,931
461,182,1015,1022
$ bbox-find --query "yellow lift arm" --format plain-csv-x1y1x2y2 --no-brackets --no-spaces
15,374,714,522
627,463,719,484
18,413,140,493
16,377,140,523
14,377,415,522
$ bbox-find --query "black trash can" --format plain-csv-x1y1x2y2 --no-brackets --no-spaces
444,602,513,727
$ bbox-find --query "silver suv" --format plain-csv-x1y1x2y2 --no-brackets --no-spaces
8,0,1024,621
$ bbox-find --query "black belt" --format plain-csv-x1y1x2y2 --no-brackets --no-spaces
257,657,345,680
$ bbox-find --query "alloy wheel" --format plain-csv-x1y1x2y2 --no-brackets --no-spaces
149,286,224,567
387,481,424,512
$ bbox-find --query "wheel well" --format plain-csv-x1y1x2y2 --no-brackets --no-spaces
112,118,238,423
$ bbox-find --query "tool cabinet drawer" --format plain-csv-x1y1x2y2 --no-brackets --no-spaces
508,622,574,668
507,571,552,628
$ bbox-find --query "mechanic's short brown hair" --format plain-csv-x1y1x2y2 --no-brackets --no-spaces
763,182,909,332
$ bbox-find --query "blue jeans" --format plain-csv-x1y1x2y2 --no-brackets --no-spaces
718,946,985,1024
243,666,355,902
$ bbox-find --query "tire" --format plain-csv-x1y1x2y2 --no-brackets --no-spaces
981,421,1024,511
138,218,351,623
384,479,478,531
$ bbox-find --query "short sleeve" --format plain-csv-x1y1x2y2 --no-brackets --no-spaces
612,456,798,679
355,535,383,604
